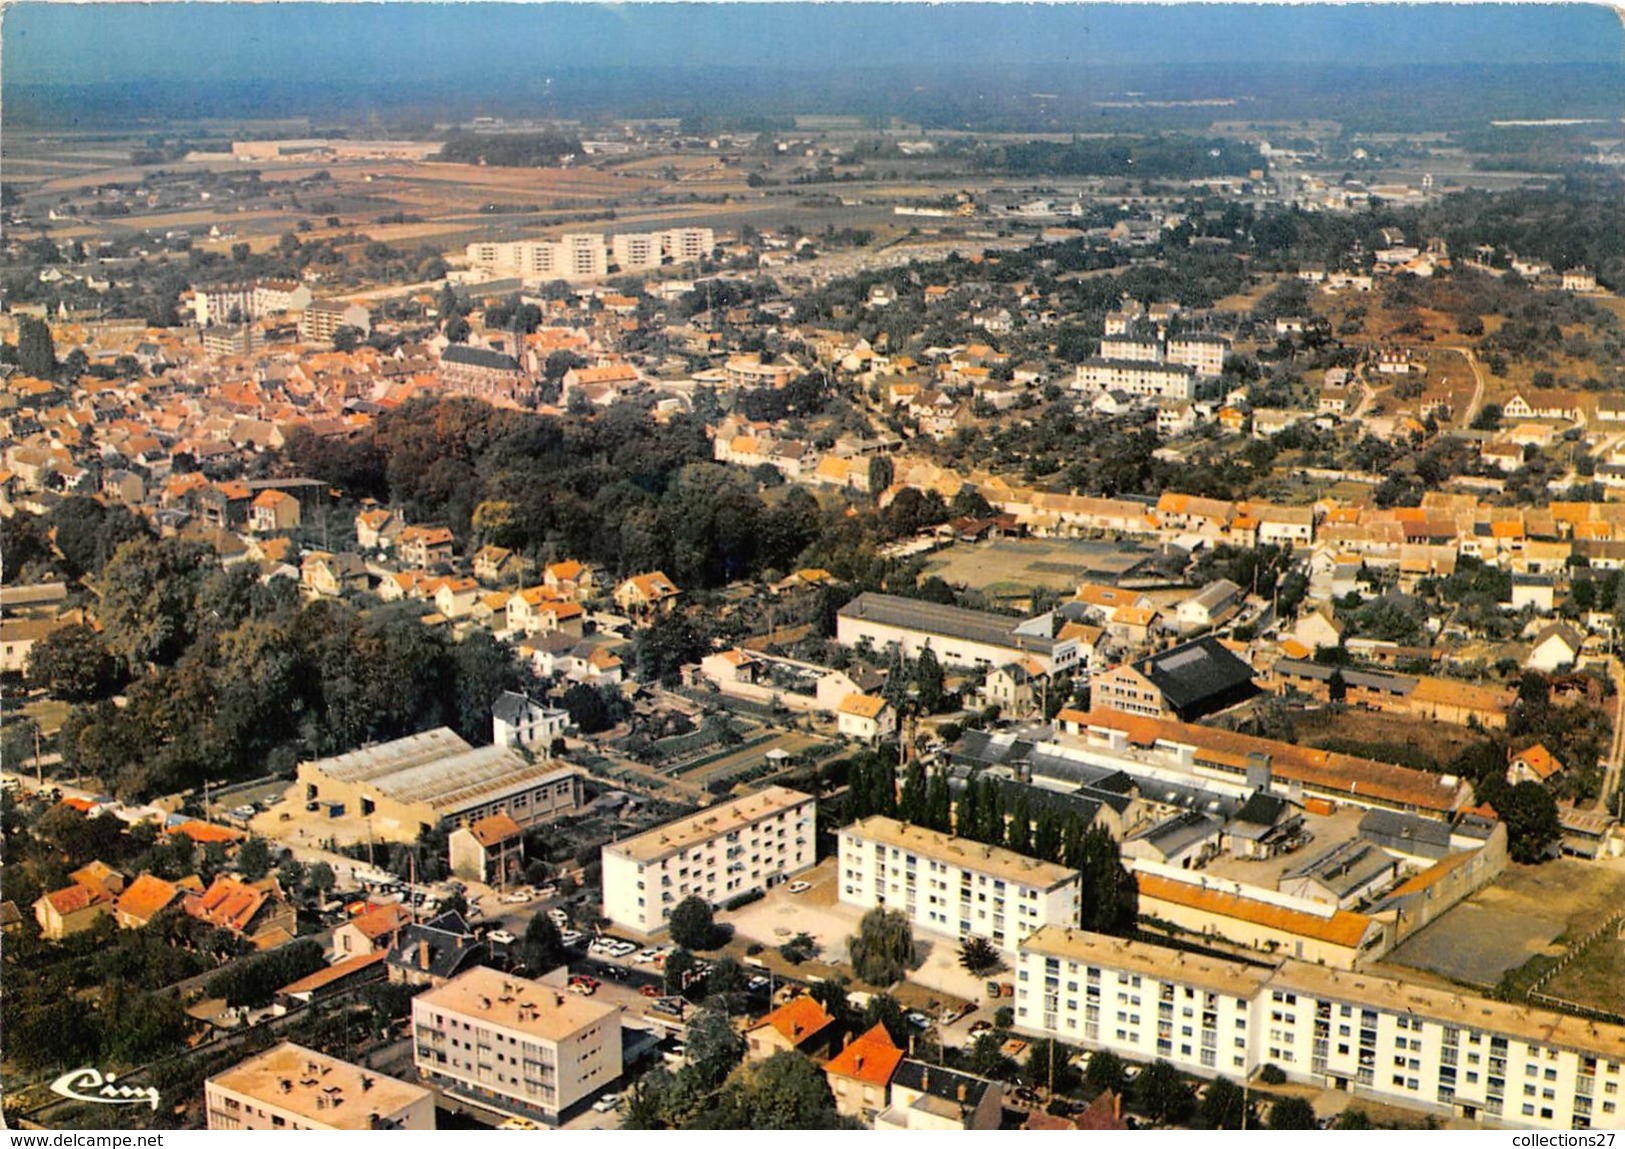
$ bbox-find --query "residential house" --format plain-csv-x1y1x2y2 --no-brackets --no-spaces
249,489,301,534
448,813,526,887
332,903,414,959
875,1062,1002,1131
113,872,198,930
185,875,298,950
825,1023,905,1122
743,995,836,1061
613,571,680,620
1527,623,1584,672
837,693,896,745
543,560,595,600
33,881,114,941
1092,637,1257,721
355,507,403,551
473,545,528,586
398,526,455,569
491,691,569,750
386,911,488,987
1175,578,1244,633
1507,744,1564,787
300,551,368,598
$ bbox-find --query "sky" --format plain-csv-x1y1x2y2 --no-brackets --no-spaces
4,2,1622,89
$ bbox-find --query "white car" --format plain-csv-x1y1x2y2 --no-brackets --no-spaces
611,942,638,958
591,1093,621,1114
635,948,660,963
486,929,516,946
560,930,583,947
788,881,812,894
501,890,532,904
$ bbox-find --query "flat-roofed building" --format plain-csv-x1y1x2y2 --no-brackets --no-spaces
600,786,815,935
206,1042,433,1130
837,816,1079,955
661,227,714,263
412,966,621,1125
296,727,584,844
1013,927,1625,1130
1073,358,1197,400
610,232,662,271
1014,925,1274,1080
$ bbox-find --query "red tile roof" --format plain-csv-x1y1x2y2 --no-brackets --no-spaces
823,1022,904,1088
750,994,835,1047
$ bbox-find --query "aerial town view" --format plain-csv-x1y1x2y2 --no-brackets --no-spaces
3,0,1625,1135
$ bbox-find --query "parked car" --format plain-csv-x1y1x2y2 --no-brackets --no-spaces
1013,1087,1040,1106
747,976,770,993
639,984,663,998
591,1094,620,1114
560,930,583,947
788,881,812,894
906,1011,931,1030
969,1020,992,1036
501,889,533,904
486,929,516,946
986,980,1002,999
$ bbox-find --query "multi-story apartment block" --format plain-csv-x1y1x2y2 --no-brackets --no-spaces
1167,335,1232,378
1098,336,1164,363
610,232,662,271
191,279,313,326
206,1042,434,1130
299,300,371,344
600,786,816,935
838,816,1081,955
660,227,714,263
1072,358,1198,400
1014,927,1625,1131
413,966,621,1125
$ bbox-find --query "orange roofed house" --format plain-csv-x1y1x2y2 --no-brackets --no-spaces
186,875,298,950
114,872,202,930
743,994,837,1061
824,1022,905,1122
613,571,680,620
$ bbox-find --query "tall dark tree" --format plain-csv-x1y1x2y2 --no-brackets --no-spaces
897,760,927,823
1076,824,1137,935
17,315,56,379
923,768,953,832
913,644,945,714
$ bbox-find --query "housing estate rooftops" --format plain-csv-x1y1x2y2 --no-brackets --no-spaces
415,965,619,1042
605,786,813,864
842,815,1078,890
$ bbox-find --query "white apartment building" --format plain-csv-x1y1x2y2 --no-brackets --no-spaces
1014,927,1625,1131
610,232,662,272
465,236,604,280
661,227,715,263
1073,359,1197,400
838,816,1080,956
1015,928,1267,1080
1168,335,1231,378
412,966,622,1125
1099,336,1164,363
206,1042,434,1130
192,279,313,326
600,786,816,935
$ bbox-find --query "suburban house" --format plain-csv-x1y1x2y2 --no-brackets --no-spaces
397,525,455,569
1507,744,1564,787
742,995,837,1061
875,1061,1003,1131
333,902,414,959
825,1023,906,1123
613,571,681,619
355,507,404,551
448,813,526,887
184,875,299,949
113,872,200,930
1527,623,1584,672
491,691,569,750
837,693,897,744
473,545,528,586
248,489,301,534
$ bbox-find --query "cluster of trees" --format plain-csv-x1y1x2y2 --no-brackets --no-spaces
205,939,327,1009
845,754,1137,935
847,907,916,986
27,518,533,799
436,129,583,167
624,1006,857,1129
971,135,1259,180
284,397,824,588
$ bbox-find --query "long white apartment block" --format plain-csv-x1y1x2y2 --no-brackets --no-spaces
600,785,815,934
1073,358,1198,400
1014,926,1625,1131
838,816,1080,955
465,227,712,280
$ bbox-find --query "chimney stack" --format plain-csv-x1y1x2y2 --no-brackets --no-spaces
418,940,430,970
